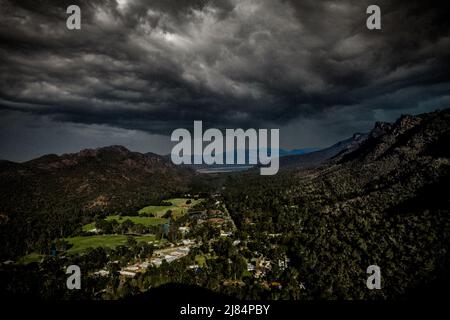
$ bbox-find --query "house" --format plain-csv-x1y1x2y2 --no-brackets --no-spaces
268,233,282,238
250,257,271,278
278,257,290,271
164,255,177,263
124,265,139,272
207,209,223,216
207,217,225,225
177,246,190,253
270,281,283,289
178,226,190,235
119,270,136,277
151,258,163,266
94,269,109,277
187,264,200,271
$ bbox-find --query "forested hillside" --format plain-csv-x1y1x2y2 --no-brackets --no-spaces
224,109,450,299
0,146,195,259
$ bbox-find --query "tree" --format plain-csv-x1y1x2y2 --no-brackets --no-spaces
231,255,247,280
162,210,173,219
121,219,135,234
126,236,137,247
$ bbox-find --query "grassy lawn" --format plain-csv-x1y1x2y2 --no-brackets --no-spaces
17,252,44,265
82,216,168,232
65,234,156,254
194,254,206,267
81,197,203,234
20,234,160,259
138,197,202,218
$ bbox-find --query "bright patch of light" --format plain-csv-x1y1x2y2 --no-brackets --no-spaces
116,0,130,11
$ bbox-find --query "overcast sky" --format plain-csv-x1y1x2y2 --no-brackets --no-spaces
1,0,449,161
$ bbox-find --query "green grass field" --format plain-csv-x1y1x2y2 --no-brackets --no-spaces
17,252,44,265
20,198,202,261
18,235,159,261
65,234,156,254
82,215,168,232
138,197,202,218
82,198,202,232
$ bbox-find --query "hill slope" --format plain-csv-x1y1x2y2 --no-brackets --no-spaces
224,108,450,299
279,133,368,169
0,146,195,259
0,145,194,215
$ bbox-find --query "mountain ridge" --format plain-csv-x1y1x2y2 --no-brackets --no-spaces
0,145,195,216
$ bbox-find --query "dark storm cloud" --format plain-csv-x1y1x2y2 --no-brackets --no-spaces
0,0,449,137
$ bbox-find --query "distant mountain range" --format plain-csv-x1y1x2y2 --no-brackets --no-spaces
164,136,370,172
279,133,368,169
178,147,320,171
177,135,367,172
0,145,194,216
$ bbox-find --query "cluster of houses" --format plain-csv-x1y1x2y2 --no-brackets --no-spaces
197,208,236,231
246,255,290,279
246,257,272,278
150,244,191,267
92,199,235,279
94,241,196,278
